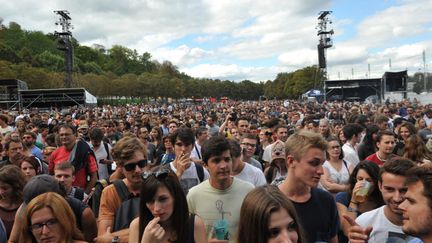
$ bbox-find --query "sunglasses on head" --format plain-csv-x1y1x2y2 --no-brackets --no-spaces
141,169,171,180
123,159,147,172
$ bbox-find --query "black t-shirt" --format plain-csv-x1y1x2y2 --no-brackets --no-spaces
292,188,339,243
66,196,88,230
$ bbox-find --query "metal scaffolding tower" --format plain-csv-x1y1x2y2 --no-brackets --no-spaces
54,10,74,88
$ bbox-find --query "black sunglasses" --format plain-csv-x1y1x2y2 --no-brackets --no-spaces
141,169,171,180
123,159,147,172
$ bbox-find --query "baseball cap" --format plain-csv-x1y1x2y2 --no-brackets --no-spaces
23,174,64,204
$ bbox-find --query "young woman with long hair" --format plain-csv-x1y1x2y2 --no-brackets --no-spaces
129,167,206,243
237,185,305,243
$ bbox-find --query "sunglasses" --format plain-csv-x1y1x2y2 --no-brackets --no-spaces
141,169,171,180
123,159,147,172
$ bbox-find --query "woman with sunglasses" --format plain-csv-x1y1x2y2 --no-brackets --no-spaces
129,167,207,243
20,192,85,243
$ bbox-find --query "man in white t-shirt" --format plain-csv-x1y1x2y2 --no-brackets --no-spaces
229,139,266,187
168,127,209,195
347,158,416,242
190,127,209,163
89,127,112,180
342,123,363,166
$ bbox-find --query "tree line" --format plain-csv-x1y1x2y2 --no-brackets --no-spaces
0,20,332,101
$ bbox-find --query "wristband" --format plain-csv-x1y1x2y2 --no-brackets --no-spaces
347,206,358,214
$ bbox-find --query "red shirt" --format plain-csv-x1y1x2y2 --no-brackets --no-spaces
49,146,98,189
365,153,385,167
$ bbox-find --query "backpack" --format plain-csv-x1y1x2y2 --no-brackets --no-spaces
90,179,110,218
74,187,85,201
112,180,140,232
102,142,115,175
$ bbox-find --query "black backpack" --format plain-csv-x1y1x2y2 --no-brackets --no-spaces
90,179,110,218
112,180,140,232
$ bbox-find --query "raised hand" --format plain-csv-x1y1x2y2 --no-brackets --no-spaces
142,217,165,243
343,215,373,243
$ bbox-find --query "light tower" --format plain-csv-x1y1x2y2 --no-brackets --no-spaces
54,10,73,88
316,11,334,99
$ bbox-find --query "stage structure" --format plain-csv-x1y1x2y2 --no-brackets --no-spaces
316,11,334,99
54,10,74,88
20,88,97,109
0,79,28,110
325,70,408,102
0,79,97,109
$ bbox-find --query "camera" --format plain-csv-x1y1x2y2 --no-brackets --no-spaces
229,113,237,121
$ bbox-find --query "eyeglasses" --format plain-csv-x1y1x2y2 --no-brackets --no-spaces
22,136,33,139
123,159,147,172
30,218,58,232
141,169,171,180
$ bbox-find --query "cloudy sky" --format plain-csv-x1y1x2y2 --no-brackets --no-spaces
1,0,432,82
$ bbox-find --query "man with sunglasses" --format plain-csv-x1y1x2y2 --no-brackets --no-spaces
97,136,150,243
187,136,254,242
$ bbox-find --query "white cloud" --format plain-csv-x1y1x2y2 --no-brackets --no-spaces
152,45,213,66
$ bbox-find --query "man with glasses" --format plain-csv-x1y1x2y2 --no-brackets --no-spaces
22,131,43,160
49,124,98,194
240,133,263,170
97,136,150,243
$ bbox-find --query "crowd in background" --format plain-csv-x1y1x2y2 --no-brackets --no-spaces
1,97,432,243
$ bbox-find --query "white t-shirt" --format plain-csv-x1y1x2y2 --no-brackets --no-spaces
169,162,209,195
262,143,274,163
342,143,360,166
234,163,266,187
89,142,111,180
356,206,415,242
0,126,13,136
190,141,202,160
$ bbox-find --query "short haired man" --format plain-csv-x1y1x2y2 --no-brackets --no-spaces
235,117,249,135
262,125,289,164
229,139,266,187
365,130,396,166
0,138,25,168
190,127,209,162
22,131,43,160
239,133,262,170
168,120,178,134
375,115,390,131
206,115,220,137
399,165,432,242
342,123,364,166
137,127,157,164
347,158,417,242
54,162,88,202
89,127,113,180
168,127,209,195
97,136,149,242
278,130,339,243
187,136,254,242
49,124,98,194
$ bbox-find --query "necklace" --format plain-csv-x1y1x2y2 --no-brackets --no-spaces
375,152,387,162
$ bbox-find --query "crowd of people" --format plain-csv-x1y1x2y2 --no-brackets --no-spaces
0,98,432,243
